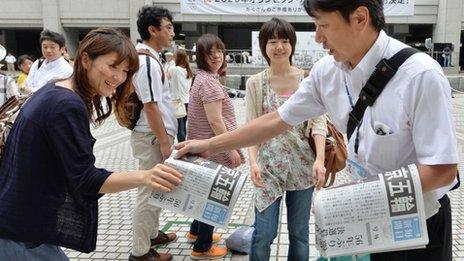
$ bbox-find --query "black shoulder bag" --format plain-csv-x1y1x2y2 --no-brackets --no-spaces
117,49,165,130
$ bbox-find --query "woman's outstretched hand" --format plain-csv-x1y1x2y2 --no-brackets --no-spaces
145,164,183,192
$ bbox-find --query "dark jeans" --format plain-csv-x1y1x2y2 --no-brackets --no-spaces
0,238,68,260
371,194,452,261
189,220,214,252
250,187,314,261
177,103,188,142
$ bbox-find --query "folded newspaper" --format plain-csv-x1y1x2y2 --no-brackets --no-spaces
147,153,247,228
314,164,429,258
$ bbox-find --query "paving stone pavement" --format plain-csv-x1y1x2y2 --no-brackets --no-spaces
64,94,464,260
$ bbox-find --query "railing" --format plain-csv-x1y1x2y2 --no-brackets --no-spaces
426,50,453,67
187,48,329,68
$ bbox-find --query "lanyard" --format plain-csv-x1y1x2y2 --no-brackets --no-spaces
344,76,361,155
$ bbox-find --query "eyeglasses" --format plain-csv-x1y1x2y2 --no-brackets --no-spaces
159,24,174,32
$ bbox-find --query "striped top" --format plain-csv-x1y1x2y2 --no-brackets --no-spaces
187,70,243,167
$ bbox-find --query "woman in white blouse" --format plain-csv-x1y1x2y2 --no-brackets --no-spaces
168,49,193,142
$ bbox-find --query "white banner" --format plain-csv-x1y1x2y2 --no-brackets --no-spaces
181,0,307,16
384,0,415,16
180,0,414,17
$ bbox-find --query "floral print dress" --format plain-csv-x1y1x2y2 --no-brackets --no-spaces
254,69,324,212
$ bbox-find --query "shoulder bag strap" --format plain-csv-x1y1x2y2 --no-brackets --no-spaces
37,58,44,69
137,49,165,84
145,55,154,101
347,47,419,140
258,69,269,117
3,76,7,95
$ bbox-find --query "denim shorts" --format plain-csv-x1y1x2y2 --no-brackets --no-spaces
0,238,69,261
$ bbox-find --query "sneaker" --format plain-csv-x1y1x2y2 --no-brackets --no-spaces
186,232,221,243
128,249,172,261
190,245,228,260
150,230,177,247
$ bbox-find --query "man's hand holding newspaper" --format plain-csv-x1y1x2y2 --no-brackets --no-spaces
314,164,429,258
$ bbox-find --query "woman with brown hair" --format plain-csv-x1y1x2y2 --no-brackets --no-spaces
168,48,193,142
186,33,244,259
0,27,182,259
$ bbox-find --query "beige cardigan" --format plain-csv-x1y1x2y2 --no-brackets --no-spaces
245,69,327,138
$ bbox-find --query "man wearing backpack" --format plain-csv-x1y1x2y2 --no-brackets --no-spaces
24,29,73,92
128,5,178,261
175,1,458,260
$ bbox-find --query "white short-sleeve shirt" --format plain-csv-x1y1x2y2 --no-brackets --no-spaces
132,43,177,136
25,56,73,91
278,30,459,199
168,66,191,104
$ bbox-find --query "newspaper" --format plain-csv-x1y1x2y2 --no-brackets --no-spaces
147,154,247,228
314,164,429,258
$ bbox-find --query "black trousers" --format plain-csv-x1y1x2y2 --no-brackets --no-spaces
189,219,214,252
176,103,188,142
371,194,452,261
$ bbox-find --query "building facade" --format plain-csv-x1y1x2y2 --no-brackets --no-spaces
0,0,463,70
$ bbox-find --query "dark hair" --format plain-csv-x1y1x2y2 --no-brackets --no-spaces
174,49,193,79
195,34,226,73
303,0,385,32
73,27,139,126
40,29,66,48
17,54,33,66
259,18,297,65
137,5,173,41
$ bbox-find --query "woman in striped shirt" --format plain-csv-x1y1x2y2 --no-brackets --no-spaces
186,33,244,259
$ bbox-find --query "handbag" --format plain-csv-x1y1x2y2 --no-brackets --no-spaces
173,100,187,118
308,117,348,187
225,226,254,254
0,94,32,159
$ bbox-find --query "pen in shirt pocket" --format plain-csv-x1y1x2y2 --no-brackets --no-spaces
374,121,393,135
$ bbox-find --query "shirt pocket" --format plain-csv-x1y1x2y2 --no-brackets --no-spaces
364,122,411,172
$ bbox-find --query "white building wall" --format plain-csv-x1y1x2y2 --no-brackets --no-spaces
433,0,463,69
0,0,42,27
59,0,130,27
0,0,463,64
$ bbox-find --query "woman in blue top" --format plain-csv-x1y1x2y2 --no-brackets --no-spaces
0,28,183,260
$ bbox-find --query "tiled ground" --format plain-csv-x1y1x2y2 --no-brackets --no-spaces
64,94,464,260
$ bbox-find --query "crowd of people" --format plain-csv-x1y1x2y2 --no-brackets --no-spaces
0,30,74,106
0,0,459,261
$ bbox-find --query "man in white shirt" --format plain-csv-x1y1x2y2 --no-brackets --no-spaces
163,51,175,73
175,0,458,260
0,72,19,106
4,53,16,72
129,5,178,261
0,50,19,104
163,51,176,96
24,30,73,92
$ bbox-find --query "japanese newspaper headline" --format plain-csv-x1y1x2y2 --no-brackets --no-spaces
148,154,247,228
314,164,428,257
